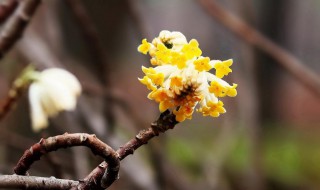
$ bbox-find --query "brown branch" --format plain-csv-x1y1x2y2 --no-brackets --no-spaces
0,0,41,58
116,110,178,159
0,85,24,120
0,65,33,121
197,0,320,97
76,110,178,190
0,0,41,117
14,133,120,189
0,175,78,190
0,0,18,24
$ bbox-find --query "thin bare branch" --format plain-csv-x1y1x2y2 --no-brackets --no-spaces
116,110,178,159
0,65,32,120
0,84,24,120
0,175,78,190
0,0,18,24
0,0,41,58
14,133,120,189
197,0,320,96
77,110,178,190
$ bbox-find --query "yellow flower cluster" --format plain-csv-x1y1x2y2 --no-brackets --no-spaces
138,30,237,122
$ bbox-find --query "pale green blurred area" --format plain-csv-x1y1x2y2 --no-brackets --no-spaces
0,0,320,190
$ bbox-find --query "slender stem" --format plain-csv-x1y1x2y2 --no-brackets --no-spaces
0,85,24,120
76,110,178,190
0,0,18,24
117,110,178,159
0,0,41,58
0,175,78,190
197,0,320,96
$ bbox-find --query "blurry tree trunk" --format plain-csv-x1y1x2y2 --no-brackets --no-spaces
231,0,265,189
242,0,286,188
256,0,287,122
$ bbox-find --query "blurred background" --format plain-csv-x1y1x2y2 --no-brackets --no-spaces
0,0,320,189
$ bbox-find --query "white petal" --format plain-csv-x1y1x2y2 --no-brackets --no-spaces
159,30,170,38
154,65,177,75
36,82,60,117
29,84,48,132
205,72,230,87
40,77,77,112
40,68,82,97
209,60,222,67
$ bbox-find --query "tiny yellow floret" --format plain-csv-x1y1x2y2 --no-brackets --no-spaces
226,83,238,97
138,39,151,54
182,39,202,59
155,43,171,63
150,58,159,66
159,100,174,112
139,76,157,91
173,106,193,122
198,101,226,117
194,57,212,72
214,59,233,78
150,73,164,86
170,76,183,87
209,81,227,97
148,89,169,102
142,66,156,75
171,52,187,69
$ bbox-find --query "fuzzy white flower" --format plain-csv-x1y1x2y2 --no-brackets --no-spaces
28,68,81,132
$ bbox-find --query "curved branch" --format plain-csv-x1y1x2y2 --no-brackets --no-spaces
13,133,120,189
197,0,320,96
0,0,18,24
0,175,78,190
0,0,41,58
76,110,178,190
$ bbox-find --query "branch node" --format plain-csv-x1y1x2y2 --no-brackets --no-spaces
80,133,88,142
135,129,147,140
98,163,105,169
151,122,160,136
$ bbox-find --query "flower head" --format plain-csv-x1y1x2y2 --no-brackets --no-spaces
138,30,237,122
27,68,81,131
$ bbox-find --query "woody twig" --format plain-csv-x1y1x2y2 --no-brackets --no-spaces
0,0,41,58
73,110,178,190
14,133,120,189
